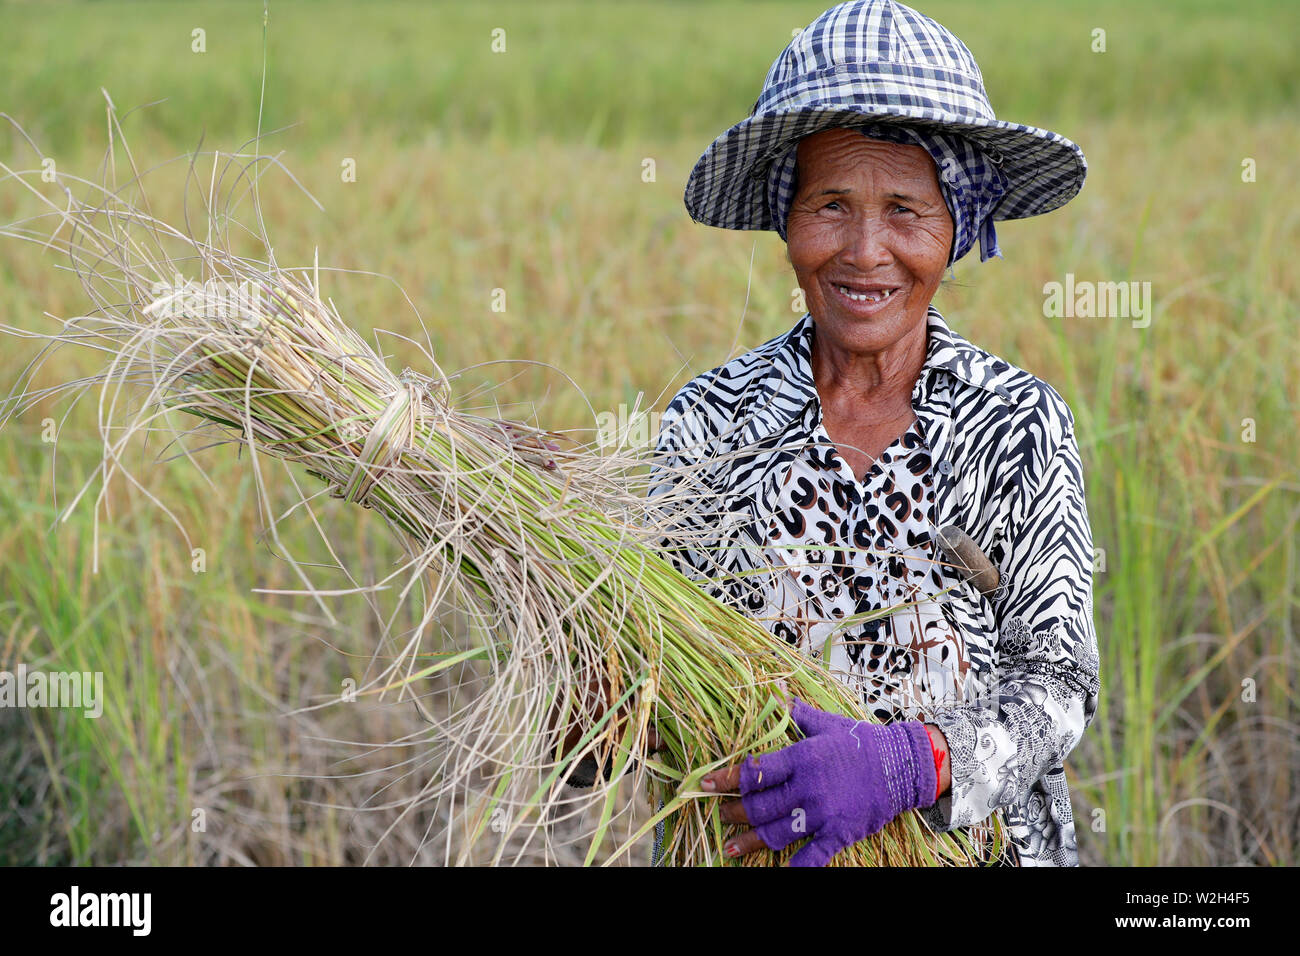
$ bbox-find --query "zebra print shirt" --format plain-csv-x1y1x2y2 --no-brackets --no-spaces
648,306,1101,866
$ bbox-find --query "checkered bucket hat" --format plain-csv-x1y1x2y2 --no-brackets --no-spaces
684,0,1087,239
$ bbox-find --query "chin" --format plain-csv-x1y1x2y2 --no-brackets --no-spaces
812,296,928,353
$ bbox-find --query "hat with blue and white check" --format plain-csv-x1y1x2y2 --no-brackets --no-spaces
684,0,1087,235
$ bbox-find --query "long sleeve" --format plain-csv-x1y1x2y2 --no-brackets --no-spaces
647,385,716,584
920,424,1101,836
647,379,792,618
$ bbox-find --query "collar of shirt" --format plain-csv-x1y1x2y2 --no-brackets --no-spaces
736,305,1018,451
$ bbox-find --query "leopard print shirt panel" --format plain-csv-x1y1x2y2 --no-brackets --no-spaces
758,412,971,726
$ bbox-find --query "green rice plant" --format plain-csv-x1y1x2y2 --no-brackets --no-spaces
0,98,995,867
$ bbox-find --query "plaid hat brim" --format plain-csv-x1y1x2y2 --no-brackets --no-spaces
684,105,1087,231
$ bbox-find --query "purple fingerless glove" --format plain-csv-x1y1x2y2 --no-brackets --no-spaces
738,697,938,867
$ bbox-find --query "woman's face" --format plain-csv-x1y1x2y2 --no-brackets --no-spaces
785,128,953,358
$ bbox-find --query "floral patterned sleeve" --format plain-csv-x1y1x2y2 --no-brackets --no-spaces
920,423,1102,836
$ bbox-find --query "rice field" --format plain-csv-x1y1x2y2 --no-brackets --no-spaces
0,0,1297,866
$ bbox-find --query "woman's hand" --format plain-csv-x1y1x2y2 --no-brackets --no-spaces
699,698,940,866
548,672,663,787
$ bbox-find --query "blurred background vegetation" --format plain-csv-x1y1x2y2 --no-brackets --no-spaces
0,0,1296,865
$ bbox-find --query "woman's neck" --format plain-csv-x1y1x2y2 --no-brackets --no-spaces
810,320,928,424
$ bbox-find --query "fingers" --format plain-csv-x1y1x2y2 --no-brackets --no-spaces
719,800,807,855
719,797,747,825
720,815,844,862
719,787,803,834
787,832,845,868
722,825,846,865
700,762,743,794
703,699,840,794
701,740,799,806
722,828,768,860
738,748,796,793
701,747,795,794
740,780,801,825
720,790,810,828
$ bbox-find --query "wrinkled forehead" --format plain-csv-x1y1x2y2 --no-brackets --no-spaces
793,129,940,192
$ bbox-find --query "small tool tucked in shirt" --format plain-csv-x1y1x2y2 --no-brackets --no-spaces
936,526,1000,597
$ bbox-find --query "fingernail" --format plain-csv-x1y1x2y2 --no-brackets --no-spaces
701,777,715,792
725,842,739,858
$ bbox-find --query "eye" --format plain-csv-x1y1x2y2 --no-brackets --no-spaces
892,204,915,215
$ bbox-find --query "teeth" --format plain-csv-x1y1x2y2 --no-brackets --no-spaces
837,284,894,303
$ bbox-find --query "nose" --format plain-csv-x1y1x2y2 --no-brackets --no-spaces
839,215,893,270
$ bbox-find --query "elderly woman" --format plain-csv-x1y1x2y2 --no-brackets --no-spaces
649,0,1101,867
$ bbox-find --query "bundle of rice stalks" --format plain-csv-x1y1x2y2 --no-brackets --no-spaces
0,99,999,866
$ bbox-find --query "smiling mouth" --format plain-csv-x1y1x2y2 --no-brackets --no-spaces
833,283,899,304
